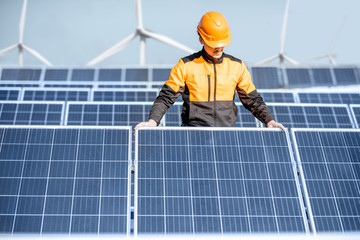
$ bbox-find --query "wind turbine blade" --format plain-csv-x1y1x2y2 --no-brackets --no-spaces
280,0,290,54
0,44,18,56
254,54,279,66
87,32,137,66
283,55,299,65
135,0,143,29
329,16,346,54
22,44,52,66
19,0,28,43
298,54,328,61
142,29,195,53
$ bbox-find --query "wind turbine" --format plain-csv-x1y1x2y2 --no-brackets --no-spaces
297,17,346,65
87,0,195,66
0,0,52,66
255,0,299,65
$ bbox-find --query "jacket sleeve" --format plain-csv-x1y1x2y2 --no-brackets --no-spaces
149,59,186,125
236,63,274,124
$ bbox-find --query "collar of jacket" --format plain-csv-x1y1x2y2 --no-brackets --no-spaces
201,47,224,64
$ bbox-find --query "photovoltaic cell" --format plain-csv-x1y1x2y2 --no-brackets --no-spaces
298,93,360,104
292,129,360,232
311,68,334,85
152,68,171,82
1,69,42,81
98,69,122,81
0,89,20,100
71,69,95,81
93,89,158,102
66,102,153,128
268,104,355,129
23,89,89,101
286,68,312,86
125,68,148,81
135,128,308,235
44,69,69,81
0,126,131,234
251,67,282,88
350,105,360,128
258,90,295,103
0,101,64,125
333,68,358,85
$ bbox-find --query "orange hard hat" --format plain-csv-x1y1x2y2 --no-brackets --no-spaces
197,11,231,48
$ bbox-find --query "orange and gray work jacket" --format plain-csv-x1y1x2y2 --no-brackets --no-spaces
149,48,274,127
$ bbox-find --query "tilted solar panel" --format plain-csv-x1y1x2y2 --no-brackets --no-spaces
267,103,355,129
135,128,308,235
250,67,283,89
1,69,42,81
350,105,360,128
93,89,158,102
258,90,296,103
310,68,334,86
298,92,360,104
333,68,358,85
286,68,312,87
0,126,131,235
0,101,65,125
23,88,89,101
292,129,360,232
0,88,20,101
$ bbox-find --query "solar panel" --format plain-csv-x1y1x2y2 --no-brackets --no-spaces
310,68,334,85
23,88,89,101
258,90,296,103
152,68,171,82
250,67,282,88
292,128,360,232
0,126,131,234
350,105,360,128
71,69,95,81
135,127,308,235
286,68,312,87
44,69,69,81
0,101,65,125
93,89,158,102
125,68,148,81
1,68,42,81
333,68,358,85
66,102,153,128
164,103,258,127
0,88,20,101
267,103,355,129
98,69,122,81
298,92,360,104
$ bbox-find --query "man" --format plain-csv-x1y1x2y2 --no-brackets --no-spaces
135,11,285,130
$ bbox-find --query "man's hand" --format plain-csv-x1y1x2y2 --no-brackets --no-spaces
266,120,285,131
134,119,157,131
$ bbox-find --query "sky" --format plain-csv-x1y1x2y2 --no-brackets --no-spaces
0,0,360,67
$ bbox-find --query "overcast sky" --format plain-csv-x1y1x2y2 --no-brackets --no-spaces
0,0,359,67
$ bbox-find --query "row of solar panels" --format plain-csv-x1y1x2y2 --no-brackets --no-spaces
0,101,359,129
0,66,359,88
1,87,360,104
0,127,359,235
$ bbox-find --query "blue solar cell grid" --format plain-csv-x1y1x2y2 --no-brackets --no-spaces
66,102,153,128
333,68,359,85
286,68,312,87
350,105,360,128
93,89,158,102
258,90,295,103
71,69,95,81
298,92,360,104
135,127,308,235
98,69,122,81
125,68,148,82
310,68,334,85
1,69,42,81
0,126,131,235
250,67,282,89
152,68,171,82
0,88,20,101
23,88,89,101
0,101,65,125
44,69,69,81
292,129,360,232
267,103,355,129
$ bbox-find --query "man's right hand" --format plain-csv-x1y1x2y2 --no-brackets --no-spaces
134,119,157,131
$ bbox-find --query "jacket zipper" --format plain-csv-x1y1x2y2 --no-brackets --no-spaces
207,75,211,102
213,63,217,125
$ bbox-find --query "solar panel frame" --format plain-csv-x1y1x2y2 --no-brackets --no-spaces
291,128,360,233
0,125,132,235
349,105,360,128
134,127,309,235
266,103,356,129
0,101,66,126
0,87,21,101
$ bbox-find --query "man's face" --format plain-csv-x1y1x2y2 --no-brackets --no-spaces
200,37,224,59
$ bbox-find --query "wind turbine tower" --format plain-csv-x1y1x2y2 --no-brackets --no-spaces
87,0,195,66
